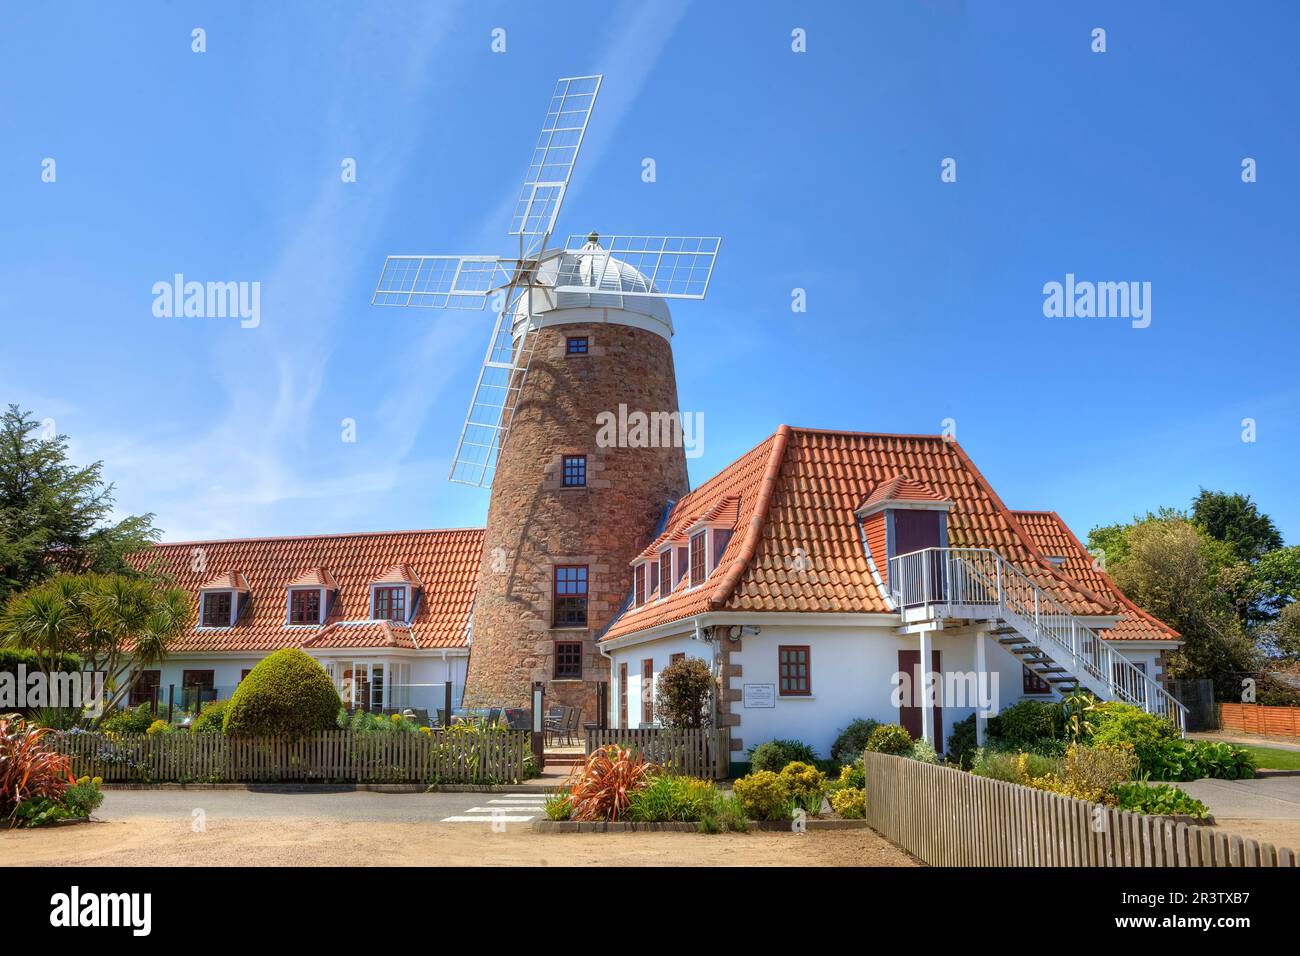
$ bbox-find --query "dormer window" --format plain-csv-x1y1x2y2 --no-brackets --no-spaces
289,588,322,625
634,563,647,607
200,591,234,627
688,531,707,587
372,586,407,622
658,549,672,599
1046,555,1067,568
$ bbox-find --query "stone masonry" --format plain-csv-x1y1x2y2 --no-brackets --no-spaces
463,320,690,721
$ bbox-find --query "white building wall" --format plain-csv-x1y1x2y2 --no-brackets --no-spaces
609,632,705,729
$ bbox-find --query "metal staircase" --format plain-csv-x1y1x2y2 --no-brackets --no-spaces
887,547,1186,733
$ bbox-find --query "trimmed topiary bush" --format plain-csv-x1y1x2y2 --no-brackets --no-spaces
864,723,913,756
748,738,817,773
222,648,341,737
830,718,880,764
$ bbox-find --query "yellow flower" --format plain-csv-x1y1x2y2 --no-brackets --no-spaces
92,777,103,787
77,776,90,785
390,713,402,723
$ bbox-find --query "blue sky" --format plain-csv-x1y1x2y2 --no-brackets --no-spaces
2,1,1297,545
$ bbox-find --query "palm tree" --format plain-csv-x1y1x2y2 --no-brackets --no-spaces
0,573,192,724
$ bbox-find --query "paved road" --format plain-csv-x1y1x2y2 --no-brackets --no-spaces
96,788,549,825
1177,776,1300,820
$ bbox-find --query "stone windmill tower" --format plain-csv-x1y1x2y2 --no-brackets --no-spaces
371,75,720,718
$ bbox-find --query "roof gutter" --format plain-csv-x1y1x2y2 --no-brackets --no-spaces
707,424,789,611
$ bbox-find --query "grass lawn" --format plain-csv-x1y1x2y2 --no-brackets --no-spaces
1239,744,1300,771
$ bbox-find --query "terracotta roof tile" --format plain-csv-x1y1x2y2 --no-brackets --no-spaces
857,474,948,511
1013,511,1179,642
198,571,249,591
372,562,424,587
130,528,482,653
604,427,1118,641
286,567,340,590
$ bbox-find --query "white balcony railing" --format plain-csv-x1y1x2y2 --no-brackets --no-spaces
888,547,1186,733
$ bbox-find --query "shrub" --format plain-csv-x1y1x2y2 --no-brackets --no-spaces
567,745,657,821
190,700,228,735
343,709,419,734
223,648,341,737
145,719,171,736
654,658,715,729
1026,743,1138,804
0,715,73,822
909,740,940,764
1090,702,1177,771
945,715,977,768
991,699,1061,745
63,777,104,818
544,791,572,821
970,747,1062,783
627,775,718,822
733,770,791,821
1111,782,1211,820
748,738,817,773
778,761,826,812
830,787,866,819
1188,741,1256,780
100,704,154,736
836,761,865,790
864,723,913,756
830,718,880,764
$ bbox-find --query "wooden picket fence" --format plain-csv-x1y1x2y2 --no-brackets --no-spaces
863,751,1299,867
1220,702,1300,738
54,729,531,784
584,727,728,779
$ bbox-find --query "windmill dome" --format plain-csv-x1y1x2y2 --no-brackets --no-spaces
513,234,674,340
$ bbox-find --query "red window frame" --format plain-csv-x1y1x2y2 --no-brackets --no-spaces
554,641,583,679
675,546,688,583
372,586,407,621
130,670,160,707
688,531,707,587
553,565,589,627
201,591,232,627
670,652,686,665
778,645,811,697
1023,665,1051,695
289,588,320,624
618,663,628,727
658,550,672,598
641,659,654,724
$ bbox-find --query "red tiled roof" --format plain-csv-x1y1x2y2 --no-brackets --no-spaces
1013,511,1180,642
857,474,948,511
372,562,423,587
604,427,1118,641
286,567,339,590
199,571,249,591
131,528,483,653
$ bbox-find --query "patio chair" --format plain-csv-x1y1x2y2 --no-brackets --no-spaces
544,706,565,744
504,708,531,731
411,708,430,727
561,706,582,746
434,708,447,729
485,707,502,728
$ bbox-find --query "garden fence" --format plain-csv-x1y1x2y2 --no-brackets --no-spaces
1219,703,1300,738
862,751,1299,868
54,729,531,785
584,727,728,779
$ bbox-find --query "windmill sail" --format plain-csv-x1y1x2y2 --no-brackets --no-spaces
552,235,721,300
372,255,504,310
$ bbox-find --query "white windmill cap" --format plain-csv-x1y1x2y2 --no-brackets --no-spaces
512,234,674,340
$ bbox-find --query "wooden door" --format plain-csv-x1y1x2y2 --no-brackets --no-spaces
897,649,942,745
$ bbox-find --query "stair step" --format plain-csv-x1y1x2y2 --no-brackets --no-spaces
998,637,1030,645
1045,676,1078,683
1033,666,1067,674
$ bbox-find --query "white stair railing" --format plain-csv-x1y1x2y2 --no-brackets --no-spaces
888,547,1186,733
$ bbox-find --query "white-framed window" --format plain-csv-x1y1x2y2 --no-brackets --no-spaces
199,590,236,628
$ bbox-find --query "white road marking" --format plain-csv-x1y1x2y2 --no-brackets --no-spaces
440,815,536,823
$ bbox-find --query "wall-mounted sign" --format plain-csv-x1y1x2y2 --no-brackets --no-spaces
743,683,776,709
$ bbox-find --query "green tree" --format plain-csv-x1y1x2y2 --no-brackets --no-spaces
0,573,191,720
653,657,716,729
1192,488,1282,563
1102,515,1256,698
0,405,161,604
